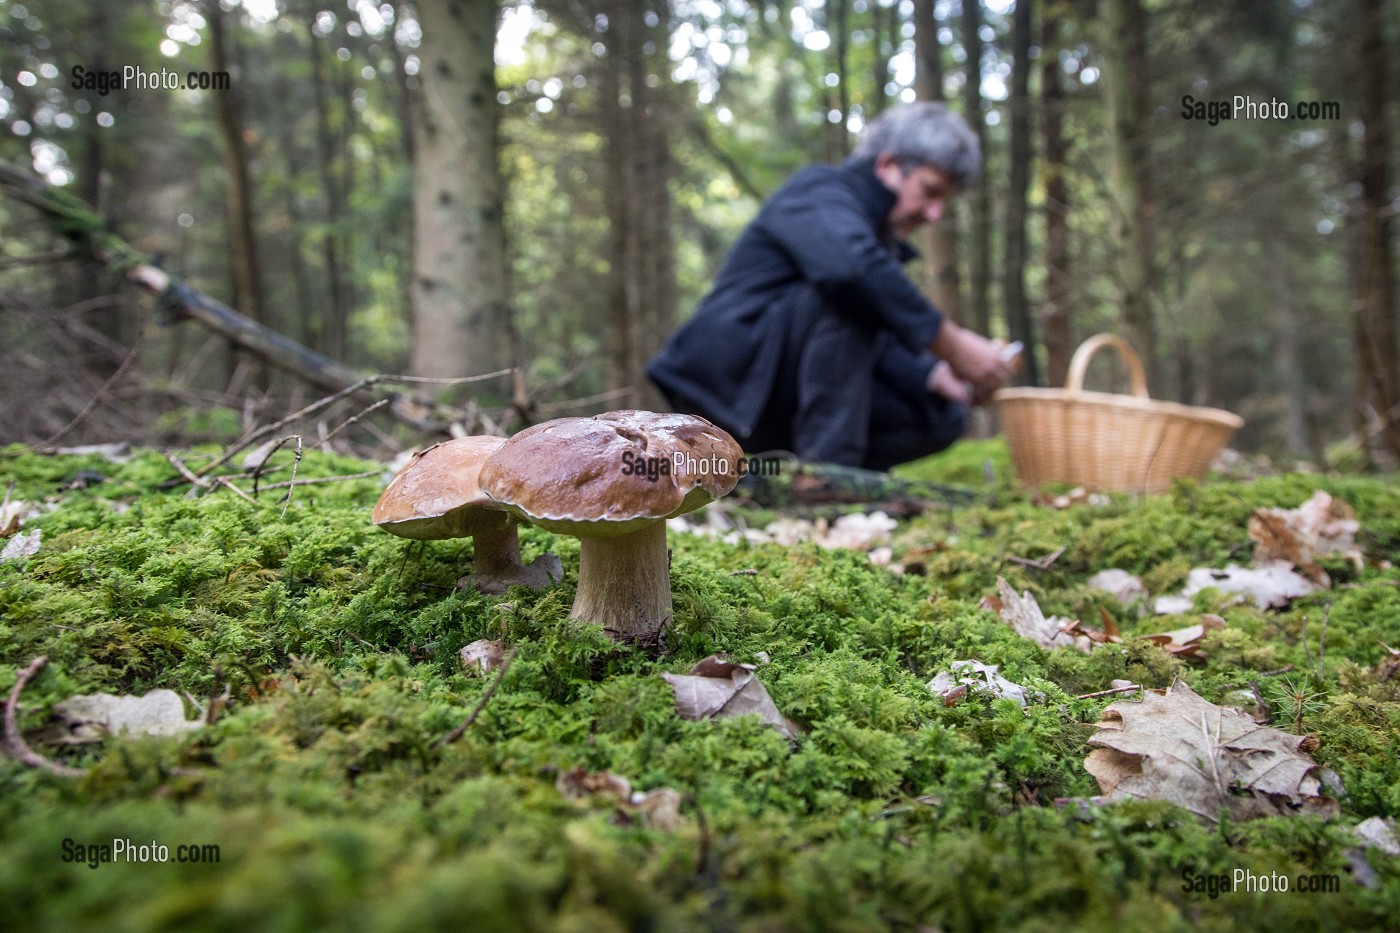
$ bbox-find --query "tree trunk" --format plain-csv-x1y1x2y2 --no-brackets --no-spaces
962,0,992,338
1353,0,1399,459
307,19,350,362
207,1,267,388
386,0,417,353
913,0,962,325
871,3,893,116
1040,10,1071,387
600,0,677,410
1269,243,1312,457
1003,0,1037,385
1100,0,1156,389
409,0,513,383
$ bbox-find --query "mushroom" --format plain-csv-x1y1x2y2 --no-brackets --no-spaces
478,410,744,643
372,436,562,594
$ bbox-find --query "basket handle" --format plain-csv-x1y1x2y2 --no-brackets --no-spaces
1065,333,1150,398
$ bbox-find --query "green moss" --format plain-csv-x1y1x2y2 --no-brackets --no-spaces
0,447,1397,929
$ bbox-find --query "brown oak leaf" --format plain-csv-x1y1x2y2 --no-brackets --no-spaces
1085,679,1340,822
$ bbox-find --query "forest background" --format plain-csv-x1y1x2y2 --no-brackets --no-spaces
0,0,1396,467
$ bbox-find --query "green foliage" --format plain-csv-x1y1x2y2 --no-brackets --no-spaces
0,448,1397,929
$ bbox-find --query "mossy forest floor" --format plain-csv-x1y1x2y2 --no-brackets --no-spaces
1,440,1397,931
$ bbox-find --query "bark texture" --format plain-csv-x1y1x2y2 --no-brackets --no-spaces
410,0,513,381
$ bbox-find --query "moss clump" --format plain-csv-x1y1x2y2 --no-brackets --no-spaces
1,445,1397,930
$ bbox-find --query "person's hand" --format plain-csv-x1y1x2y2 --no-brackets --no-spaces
926,360,973,405
933,322,1015,403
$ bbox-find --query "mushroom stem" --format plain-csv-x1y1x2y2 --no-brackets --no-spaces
571,520,671,639
461,520,563,595
471,520,524,577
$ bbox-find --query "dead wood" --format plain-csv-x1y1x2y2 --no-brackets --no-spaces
0,157,490,434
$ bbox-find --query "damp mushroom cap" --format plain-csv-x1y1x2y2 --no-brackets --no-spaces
478,410,744,536
477,410,744,642
372,436,511,540
373,436,561,594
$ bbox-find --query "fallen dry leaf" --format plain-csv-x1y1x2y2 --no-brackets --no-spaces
928,660,1041,708
459,638,507,675
1154,562,1320,614
1086,569,1148,607
989,577,1090,653
1085,679,1340,822
0,493,41,538
48,689,201,744
0,529,41,563
1352,817,1399,856
661,655,803,739
670,510,898,554
554,767,684,831
632,787,684,831
1249,490,1362,586
1375,645,1400,683
1137,614,1227,660
556,766,632,802
1043,486,1111,509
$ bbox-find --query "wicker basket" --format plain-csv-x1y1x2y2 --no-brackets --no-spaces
994,334,1243,494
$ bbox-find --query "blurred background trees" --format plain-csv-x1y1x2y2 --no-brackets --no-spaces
0,0,1395,465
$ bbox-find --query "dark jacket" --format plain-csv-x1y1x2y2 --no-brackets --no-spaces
647,158,945,438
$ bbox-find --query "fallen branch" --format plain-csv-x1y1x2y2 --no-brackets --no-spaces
0,157,508,435
437,646,519,748
4,656,87,778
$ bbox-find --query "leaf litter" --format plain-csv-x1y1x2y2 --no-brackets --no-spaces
1084,679,1340,822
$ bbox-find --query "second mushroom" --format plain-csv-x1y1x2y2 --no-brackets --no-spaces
373,436,562,594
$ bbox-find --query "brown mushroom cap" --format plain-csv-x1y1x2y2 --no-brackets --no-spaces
373,436,512,540
478,410,744,536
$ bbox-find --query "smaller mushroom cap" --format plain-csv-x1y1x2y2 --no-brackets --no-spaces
373,436,512,540
479,410,744,536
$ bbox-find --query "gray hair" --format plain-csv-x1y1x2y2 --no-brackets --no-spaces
851,102,981,189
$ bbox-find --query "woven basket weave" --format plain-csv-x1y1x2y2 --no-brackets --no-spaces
994,334,1243,494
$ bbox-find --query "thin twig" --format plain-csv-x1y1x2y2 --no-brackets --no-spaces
1075,683,1142,700
164,451,215,493
204,666,231,727
376,371,517,386
533,387,633,416
1258,664,1295,677
188,369,514,482
42,322,145,448
1300,613,1312,671
437,646,519,748
256,470,379,492
213,478,257,504
277,444,304,519
1006,546,1067,571
1318,603,1330,681
319,398,391,447
4,656,87,778
246,434,300,495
